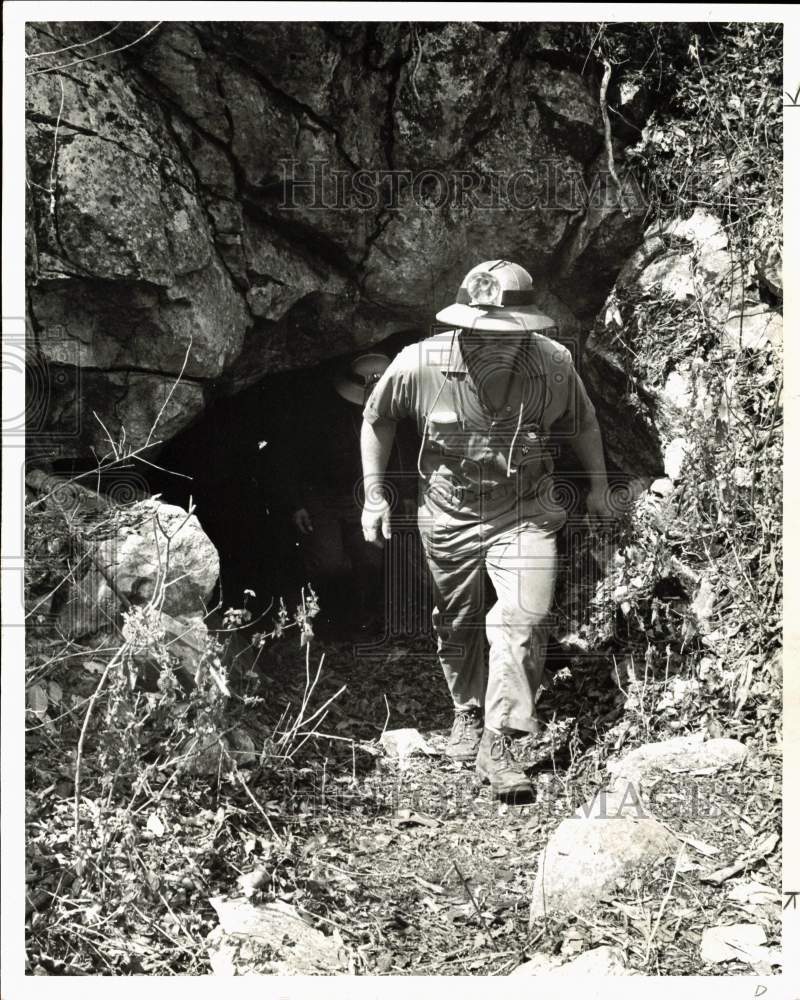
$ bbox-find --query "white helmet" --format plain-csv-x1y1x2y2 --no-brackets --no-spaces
436,260,556,333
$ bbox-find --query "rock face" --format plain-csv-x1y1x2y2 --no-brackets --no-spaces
25,20,652,459
586,207,783,479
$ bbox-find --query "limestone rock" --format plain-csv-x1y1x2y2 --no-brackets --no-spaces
649,477,675,498
727,881,781,906
26,470,219,635
181,726,256,775
33,257,248,380
529,790,677,918
91,498,219,618
39,364,207,464
138,22,231,142
753,199,782,298
607,733,748,789
756,243,782,298
722,305,782,352
206,897,347,975
379,727,434,768
663,437,687,480
160,611,210,681
510,945,632,976
700,923,780,969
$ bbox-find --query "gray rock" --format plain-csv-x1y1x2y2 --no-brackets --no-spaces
529,789,677,918
26,470,219,635
700,923,779,970
649,477,675,498
25,20,655,459
756,243,782,298
587,204,780,482
206,897,347,975
722,305,782,352
607,734,748,788
510,945,632,976
181,727,256,775
91,497,219,619
33,257,248,381
663,437,688,480
39,365,206,460
160,611,210,682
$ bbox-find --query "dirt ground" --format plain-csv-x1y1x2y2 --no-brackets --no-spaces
25,625,781,976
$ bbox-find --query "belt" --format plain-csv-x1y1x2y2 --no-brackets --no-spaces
426,478,518,505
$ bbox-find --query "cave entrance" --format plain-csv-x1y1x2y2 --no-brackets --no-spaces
151,329,429,639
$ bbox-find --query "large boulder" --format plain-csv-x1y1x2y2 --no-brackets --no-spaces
25,470,219,640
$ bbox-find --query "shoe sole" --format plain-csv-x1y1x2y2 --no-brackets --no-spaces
475,763,533,798
444,749,480,762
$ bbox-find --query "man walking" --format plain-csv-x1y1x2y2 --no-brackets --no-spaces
360,261,612,798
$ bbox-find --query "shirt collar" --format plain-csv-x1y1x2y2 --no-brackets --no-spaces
438,329,537,376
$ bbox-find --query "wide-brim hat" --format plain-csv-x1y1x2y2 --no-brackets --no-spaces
436,259,557,333
334,352,391,405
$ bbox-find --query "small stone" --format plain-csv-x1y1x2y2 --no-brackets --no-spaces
663,370,692,409
691,577,716,623
663,437,687,480
727,881,781,906
379,728,434,768
207,896,347,975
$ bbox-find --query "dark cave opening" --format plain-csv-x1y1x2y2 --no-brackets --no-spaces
142,328,428,635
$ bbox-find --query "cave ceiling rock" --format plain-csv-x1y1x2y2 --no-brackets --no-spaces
26,20,660,459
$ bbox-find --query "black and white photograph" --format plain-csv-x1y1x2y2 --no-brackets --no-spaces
2,2,794,989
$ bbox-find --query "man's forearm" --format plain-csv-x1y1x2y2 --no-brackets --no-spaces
361,418,397,500
571,418,608,493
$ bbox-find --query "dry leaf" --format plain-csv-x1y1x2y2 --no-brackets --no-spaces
391,809,441,829
728,881,781,906
27,684,49,719
700,923,779,967
677,834,719,857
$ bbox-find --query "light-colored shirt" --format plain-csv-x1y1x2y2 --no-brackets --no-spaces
364,328,596,497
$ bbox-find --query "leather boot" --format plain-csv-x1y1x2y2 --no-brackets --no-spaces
475,727,532,798
445,707,484,761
